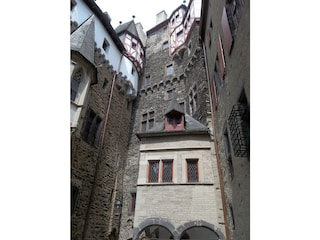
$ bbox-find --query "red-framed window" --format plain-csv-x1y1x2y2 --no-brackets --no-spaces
141,111,155,132
129,192,136,214
162,160,173,183
187,159,199,182
148,160,159,183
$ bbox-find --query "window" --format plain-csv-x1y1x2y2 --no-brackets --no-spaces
141,111,155,132
144,74,151,87
148,161,159,183
229,203,236,230
82,108,103,147
102,38,110,53
188,42,192,55
224,128,234,180
207,31,212,48
166,64,174,75
131,41,137,49
213,56,222,104
71,0,77,11
162,160,173,182
228,90,250,157
71,184,79,215
217,35,226,79
129,191,136,214
71,68,82,101
162,41,169,50
165,89,174,100
222,0,245,54
189,85,198,115
131,67,135,75
177,30,184,40
179,102,185,113
167,115,181,125
187,159,198,182
103,78,108,90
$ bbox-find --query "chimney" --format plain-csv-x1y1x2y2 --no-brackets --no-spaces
135,22,147,47
156,10,167,25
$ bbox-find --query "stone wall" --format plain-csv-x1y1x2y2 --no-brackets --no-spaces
71,47,135,240
119,21,224,240
201,1,250,239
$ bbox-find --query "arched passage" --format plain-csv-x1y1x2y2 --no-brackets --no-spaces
176,221,225,240
133,218,177,240
180,226,219,240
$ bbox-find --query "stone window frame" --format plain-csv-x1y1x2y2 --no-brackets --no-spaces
102,38,110,54
144,74,151,87
162,41,169,50
71,183,80,215
165,88,175,101
140,110,155,132
166,63,174,76
81,107,103,148
188,84,198,115
224,126,234,180
129,190,137,215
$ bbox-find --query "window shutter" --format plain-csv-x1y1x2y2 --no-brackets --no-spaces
221,7,233,55
217,35,226,79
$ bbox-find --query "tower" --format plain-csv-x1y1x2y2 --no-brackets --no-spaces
118,1,226,239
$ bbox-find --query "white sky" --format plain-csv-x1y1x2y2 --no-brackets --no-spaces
95,0,190,32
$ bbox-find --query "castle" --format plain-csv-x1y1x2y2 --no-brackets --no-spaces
71,0,249,239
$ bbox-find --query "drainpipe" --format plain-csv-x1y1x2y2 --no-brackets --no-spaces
202,40,230,240
82,55,123,240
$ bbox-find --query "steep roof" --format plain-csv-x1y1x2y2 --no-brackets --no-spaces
164,96,184,115
115,20,139,38
70,15,95,65
84,0,125,52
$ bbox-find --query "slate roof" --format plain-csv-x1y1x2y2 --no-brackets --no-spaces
164,95,184,115
137,114,208,139
70,15,95,65
115,20,139,38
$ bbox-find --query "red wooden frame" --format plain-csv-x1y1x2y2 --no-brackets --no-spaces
186,159,199,182
162,160,173,182
148,160,159,183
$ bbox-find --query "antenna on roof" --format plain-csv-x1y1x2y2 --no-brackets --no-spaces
132,15,135,19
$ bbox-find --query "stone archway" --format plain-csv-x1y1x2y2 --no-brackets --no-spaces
176,221,225,240
133,218,177,240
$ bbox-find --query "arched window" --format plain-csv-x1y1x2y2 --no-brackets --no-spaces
180,226,219,240
71,67,83,101
138,225,174,239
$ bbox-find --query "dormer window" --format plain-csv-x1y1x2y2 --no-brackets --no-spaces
165,113,184,131
167,115,181,125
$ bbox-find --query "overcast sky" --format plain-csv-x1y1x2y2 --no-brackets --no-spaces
95,0,190,32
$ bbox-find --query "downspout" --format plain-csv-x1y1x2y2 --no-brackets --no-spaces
202,40,230,240
82,55,123,240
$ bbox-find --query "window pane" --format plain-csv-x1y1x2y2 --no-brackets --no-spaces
148,119,154,129
149,161,159,182
71,69,82,101
187,160,198,182
141,121,147,132
163,161,172,182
